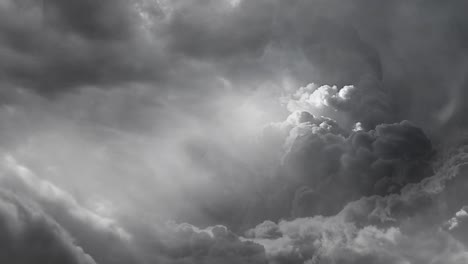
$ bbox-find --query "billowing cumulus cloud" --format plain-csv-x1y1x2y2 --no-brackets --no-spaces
255,89,433,220
2,0,468,263
285,83,392,128
246,142,468,264
248,217,468,264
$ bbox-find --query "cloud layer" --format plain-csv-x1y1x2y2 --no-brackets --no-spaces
1,0,468,263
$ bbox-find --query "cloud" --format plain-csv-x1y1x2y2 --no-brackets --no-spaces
0,190,96,264
1,0,468,134
283,83,392,130
244,142,468,264
1,0,467,139
249,216,468,264
0,154,140,264
0,153,270,264
165,0,273,59
0,0,169,94
258,111,433,219
153,223,267,264
2,1,468,263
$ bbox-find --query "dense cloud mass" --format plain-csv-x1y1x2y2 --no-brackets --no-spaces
245,142,468,264
1,0,468,263
0,190,96,264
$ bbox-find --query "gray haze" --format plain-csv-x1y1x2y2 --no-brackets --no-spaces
1,0,468,263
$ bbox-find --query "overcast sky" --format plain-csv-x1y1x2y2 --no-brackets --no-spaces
1,0,468,263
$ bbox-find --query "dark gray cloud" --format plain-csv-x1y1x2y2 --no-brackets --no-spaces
252,118,433,221
155,224,267,264
44,0,136,40
0,0,168,94
0,155,140,264
166,0,274,59
1,0,467,133
0,155,269,264
0,190,96,264
244,142,468,264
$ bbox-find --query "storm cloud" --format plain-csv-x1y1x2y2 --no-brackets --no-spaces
1,0,468,263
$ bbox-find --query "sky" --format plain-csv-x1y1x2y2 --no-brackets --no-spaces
1,0,468,263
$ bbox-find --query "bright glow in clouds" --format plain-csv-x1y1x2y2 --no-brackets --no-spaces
227,0,242,7
286,83,356,114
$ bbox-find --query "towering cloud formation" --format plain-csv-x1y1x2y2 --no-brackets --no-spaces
252,84,432,223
